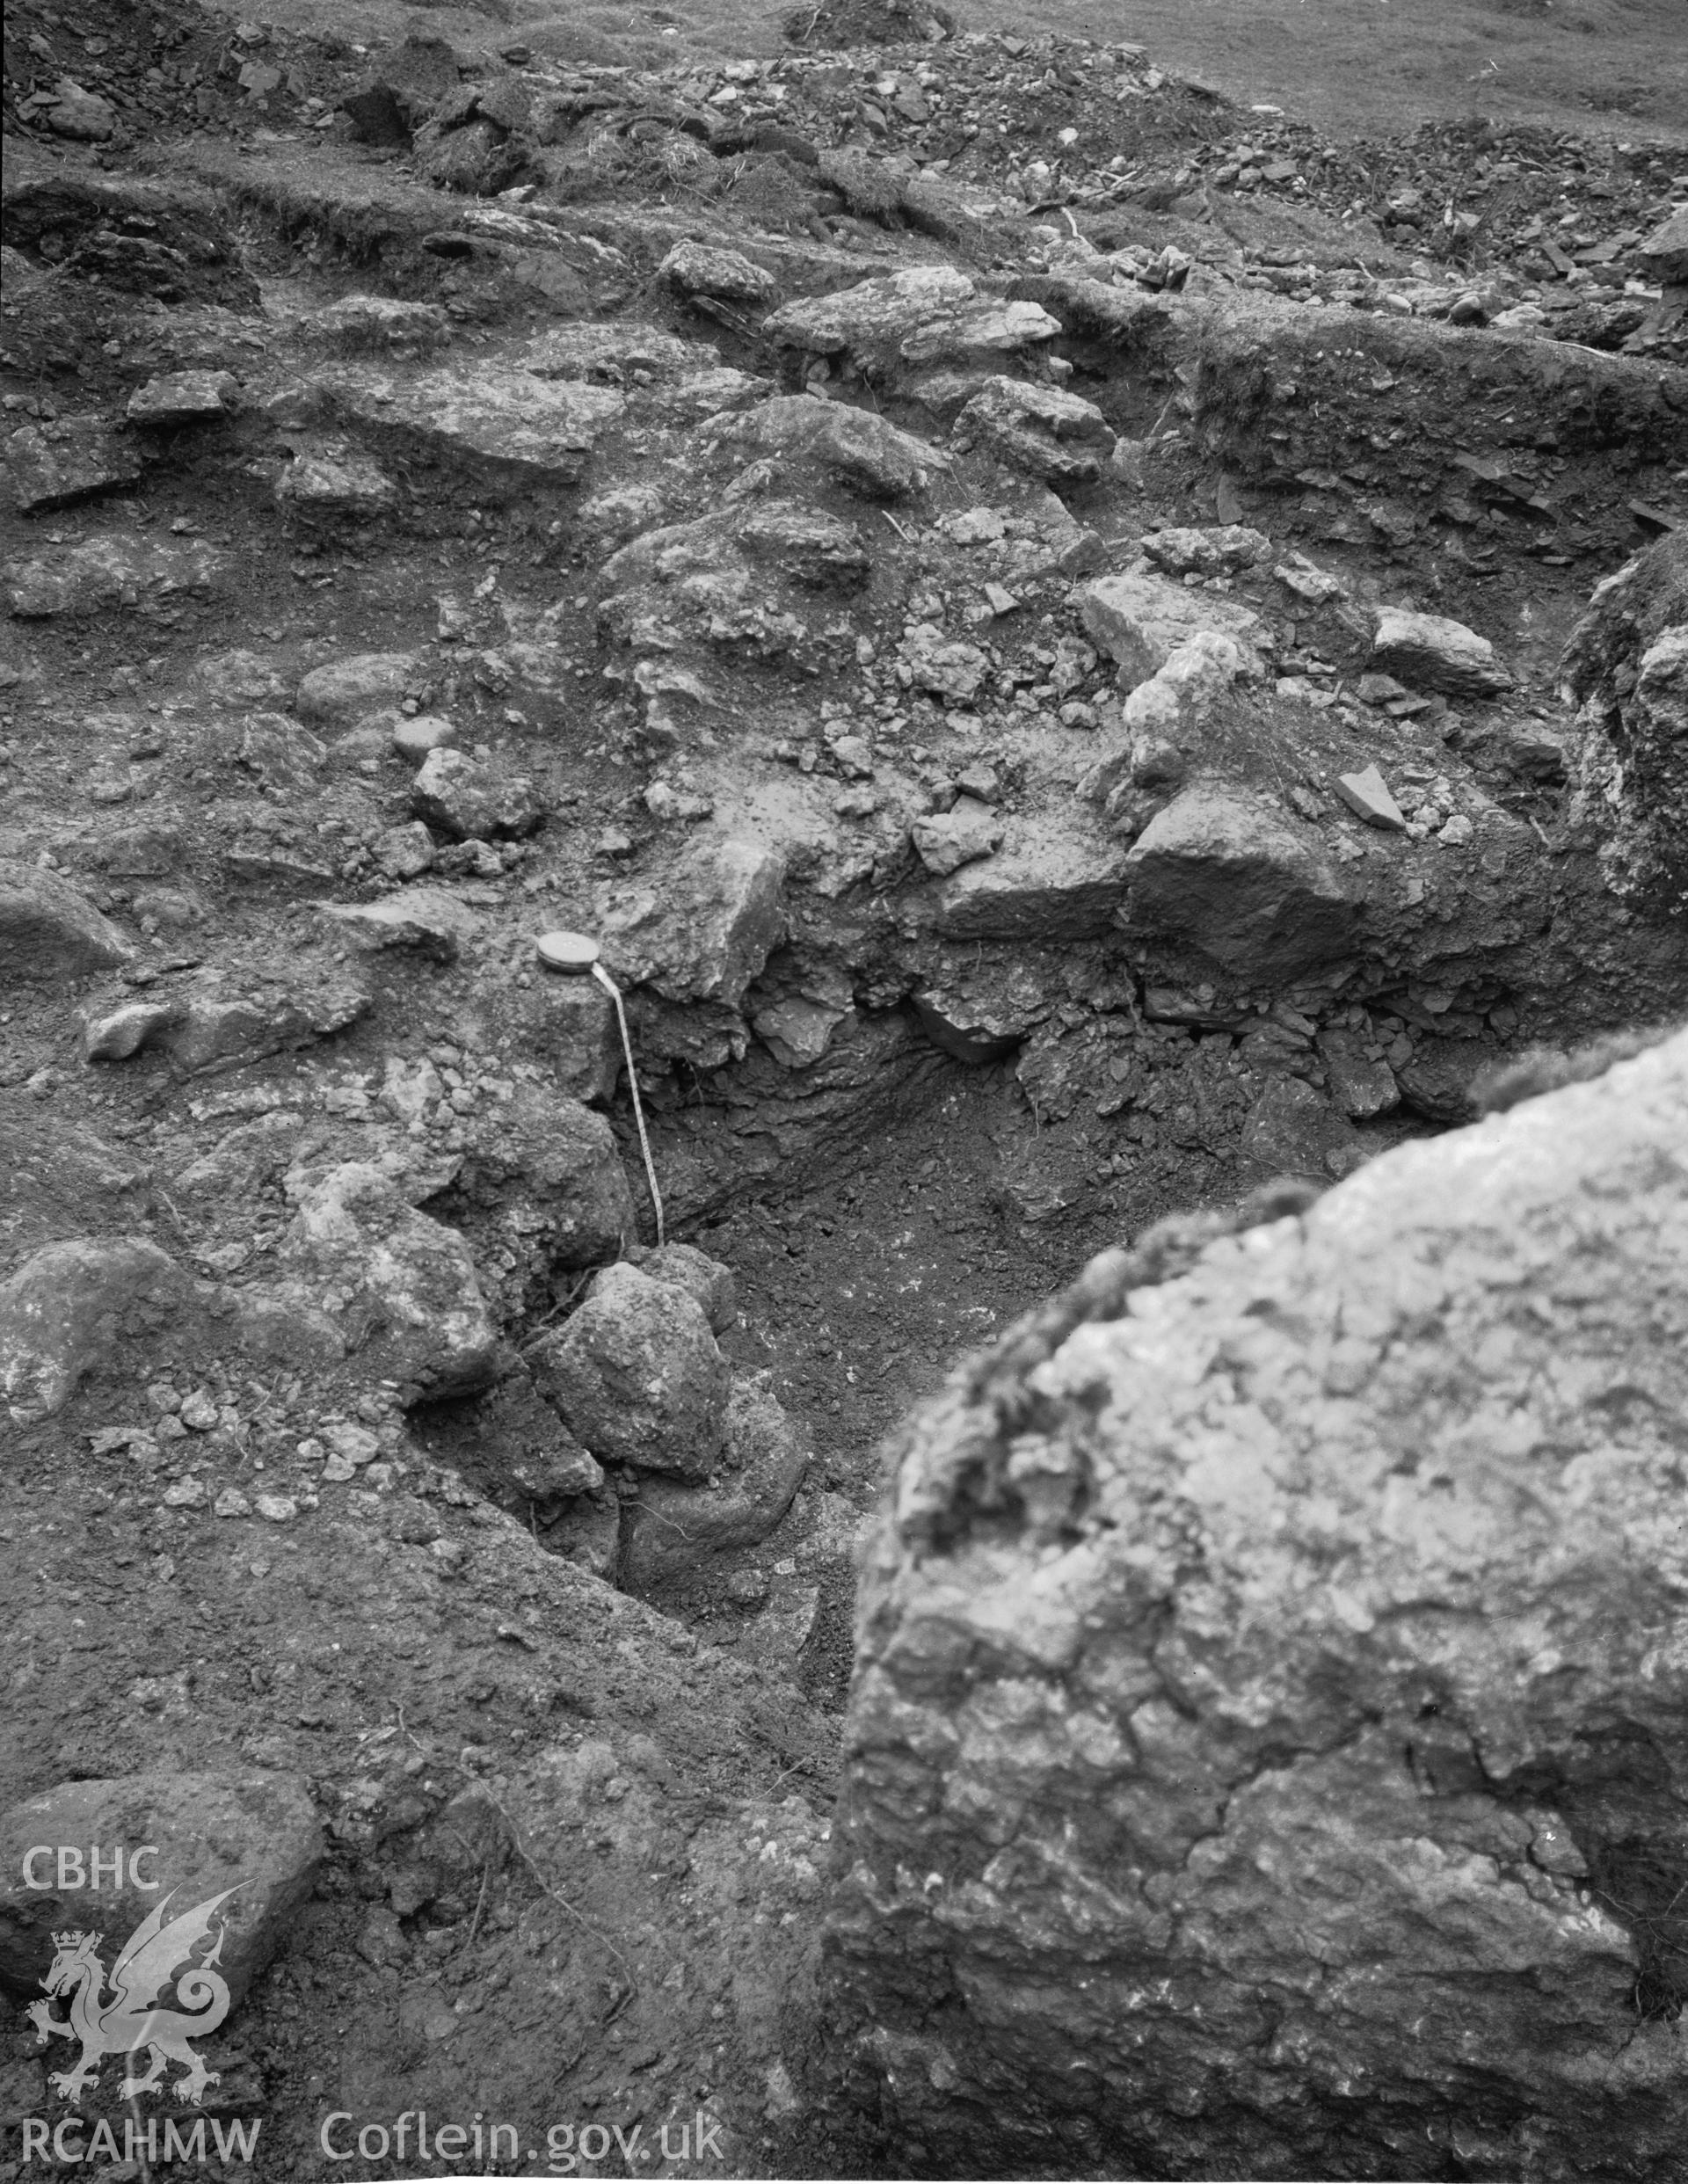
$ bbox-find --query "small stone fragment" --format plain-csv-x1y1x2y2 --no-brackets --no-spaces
1335,765,1408,832
912,797,1004,877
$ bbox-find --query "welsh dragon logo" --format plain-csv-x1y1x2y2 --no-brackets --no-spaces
26,1889,237,2107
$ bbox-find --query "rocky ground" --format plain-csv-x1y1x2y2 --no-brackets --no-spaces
0,1,1684,2178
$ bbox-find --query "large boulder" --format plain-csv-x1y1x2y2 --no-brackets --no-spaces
620,1375,810,1591
952,376,1115,485
273,1163,497,1401
1371,606,1513,698
601,833,786,1009
825,1029,1688,2180
1561,533,1688,919
717,396,950,500
1,1239,189,1424
0,1772,321,2008
526,1262,729,1478
450,1085,635,1309
0,860,133,981
1120,786,1360,979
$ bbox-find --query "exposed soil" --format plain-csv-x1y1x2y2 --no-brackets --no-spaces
0,1,1684,2179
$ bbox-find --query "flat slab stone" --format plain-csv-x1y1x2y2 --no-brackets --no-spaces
315,885,478,962
4,419,141,513
660,239,777,305
316,363,624,487
0,1772,321,2010
935,812,1129,943
1371,607,1512,698
125,371,238,426
7,535,226,618
1078,569,1265,692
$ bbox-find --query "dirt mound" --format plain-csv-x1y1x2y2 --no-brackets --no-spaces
783,0,957,49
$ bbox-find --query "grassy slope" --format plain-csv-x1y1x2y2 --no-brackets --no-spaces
209,0,1688,142
964,0,1688,142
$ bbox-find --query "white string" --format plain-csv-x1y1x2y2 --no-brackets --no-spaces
593,961,665,1248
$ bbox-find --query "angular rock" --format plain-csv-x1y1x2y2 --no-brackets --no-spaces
523,324,713,383
601,834,785,1008
295,652,423,726
275,443,399,521
275,1163,497,1400
1118,629,1262,746
718,396,949,500
80,998,177,1062
1317,1027,1401,1119
911,797,1004,877
1,1239,189,1423
953,376,1115,484
899,625,991,704
125,372,238,426
1335,762,1408,831
411,748,542,841
620,1376,810,1591
3,412,141,511
174,1111,307,1199
1372,606,1513,698
827,1028,1688,2181
227,712,326,795
1236,1074,1360,1183
1079,570,1266,693
661,240,777,306
453,1086,634,1274
766,266,974,364
391,714,458,762
315,886,477,963
474,1368,604,1505
0,861,134,981
302,295,453,358
2,1101,152,1260
42,79,117,141
935,813,1129,943
415,117,530,196
1561,533,1688,917
513,975,622,1106
85,965,368,1073
1395,1036,1493,1124
6,535,226,619
624,1242,738,1336
3,419,140,514
527,1262,729,1478
738,502,872,587
1122,788,1359,979
0,1772,321,2007
1140,525,1271,576
1637,206,1688,287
